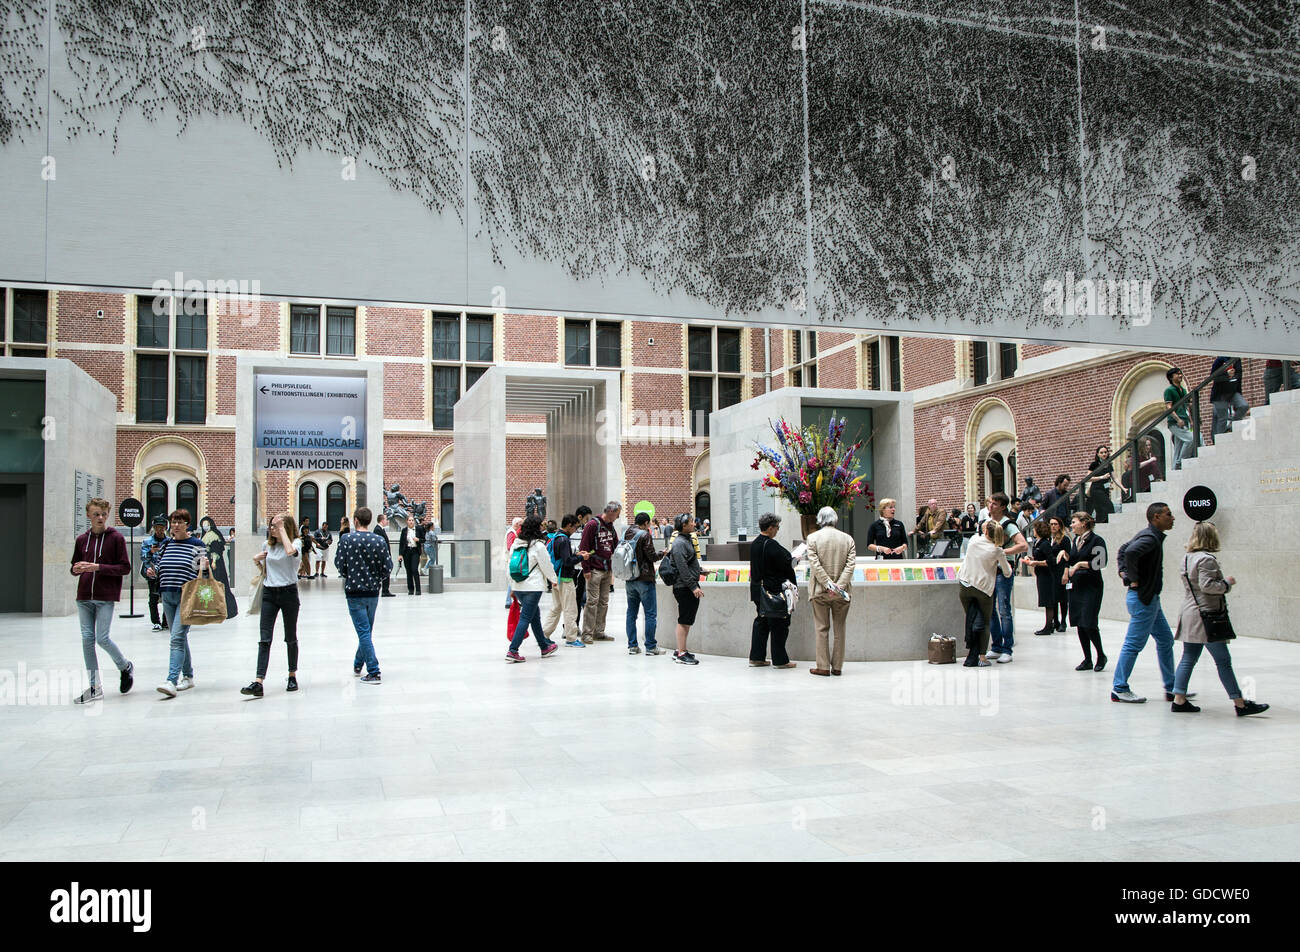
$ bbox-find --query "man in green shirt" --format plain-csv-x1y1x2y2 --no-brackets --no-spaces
1163,367,1194,470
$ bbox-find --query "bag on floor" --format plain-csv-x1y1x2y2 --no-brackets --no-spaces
180,568,228,626
927,633,956,664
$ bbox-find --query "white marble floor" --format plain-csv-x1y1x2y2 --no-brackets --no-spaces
1,581,1297,862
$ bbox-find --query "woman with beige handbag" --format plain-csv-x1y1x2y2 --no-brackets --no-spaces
145,509,209,698
243,514,303,698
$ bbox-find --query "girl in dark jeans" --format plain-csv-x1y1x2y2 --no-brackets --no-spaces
244,513,302,697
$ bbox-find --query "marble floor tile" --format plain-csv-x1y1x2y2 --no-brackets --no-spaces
0,592,1294,862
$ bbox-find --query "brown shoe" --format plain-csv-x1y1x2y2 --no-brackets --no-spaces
831,669,842,676
775,662,797,669
810,668,830,677
592,634,615,642
749,660,770,667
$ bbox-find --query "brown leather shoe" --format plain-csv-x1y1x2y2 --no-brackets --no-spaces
810,668,830,676
749,660,770,667
831,669,842,676
775,662,797,669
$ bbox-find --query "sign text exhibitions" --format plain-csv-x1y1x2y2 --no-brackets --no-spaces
254,374,367,471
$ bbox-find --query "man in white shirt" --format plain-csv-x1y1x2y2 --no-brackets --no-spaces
985,492,1028,663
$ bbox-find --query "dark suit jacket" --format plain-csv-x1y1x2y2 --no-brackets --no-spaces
748,534,796,602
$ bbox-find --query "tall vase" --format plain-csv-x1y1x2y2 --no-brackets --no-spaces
800,514,818,540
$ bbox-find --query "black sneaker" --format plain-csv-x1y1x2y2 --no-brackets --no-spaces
240,681,264,698
1170,699,1200,712
360,672,382,684
673,651,699,665
1164,692,1197,702
1236,700,1270,717
120,661,134,694
1074,659,1093,671
151,623,163,632
286,675,298,692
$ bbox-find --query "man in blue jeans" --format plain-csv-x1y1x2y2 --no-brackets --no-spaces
983,492,1028,663
334,506,392,684
1112,502,1184,703
622,512,662,655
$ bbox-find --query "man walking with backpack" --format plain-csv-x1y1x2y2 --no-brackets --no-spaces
579,501,621,644
542,514,583,647
619,511,662,655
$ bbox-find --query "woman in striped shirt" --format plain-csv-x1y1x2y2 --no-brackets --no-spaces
145,509,209,698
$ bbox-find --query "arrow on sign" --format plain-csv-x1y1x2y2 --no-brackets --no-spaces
260,386,269,394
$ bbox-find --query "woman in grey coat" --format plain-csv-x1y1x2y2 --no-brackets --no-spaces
667,513,704,665
1170,522,1268,716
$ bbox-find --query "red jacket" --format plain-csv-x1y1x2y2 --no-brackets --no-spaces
70,527,132,602
580,517,618,572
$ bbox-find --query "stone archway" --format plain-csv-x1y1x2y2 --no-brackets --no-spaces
134,435,207,519
964,398,1016,505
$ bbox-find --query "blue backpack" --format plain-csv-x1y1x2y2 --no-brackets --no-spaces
545,534,563,575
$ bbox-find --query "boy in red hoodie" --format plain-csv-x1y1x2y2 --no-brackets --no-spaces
70,498,134,703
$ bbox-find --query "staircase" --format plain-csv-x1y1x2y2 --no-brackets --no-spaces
1092,388,1300,642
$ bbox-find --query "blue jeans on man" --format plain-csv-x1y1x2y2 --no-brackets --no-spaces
160,591,194,685
346,595,381,675
990,572,1015,656
509,591,554,654
1112,590,1175,694
624,579,657,650
77,599,128,690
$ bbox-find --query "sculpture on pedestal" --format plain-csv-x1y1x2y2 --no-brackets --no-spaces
525,487,547,521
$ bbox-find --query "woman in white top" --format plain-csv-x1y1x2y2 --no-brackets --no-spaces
956,521,1013,666
244,513,303,698
505,516,560,663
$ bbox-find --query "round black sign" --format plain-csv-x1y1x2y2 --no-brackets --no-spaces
118,497,144,528
1183,486,1217,522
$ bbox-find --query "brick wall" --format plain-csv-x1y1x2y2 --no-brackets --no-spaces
817,347,858,389
505,437,547,521
383,362,426,420
382,434,450,508
216,298,281,350
61,350,126,411
901,337,954,391
366,306,425,356
504,313,560,362
623,443,696,522
55,291,125,345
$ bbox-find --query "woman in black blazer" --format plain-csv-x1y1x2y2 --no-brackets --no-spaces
397,519,426,595
749,513,798,669
1027,520,1057,636
1064,511,1107,672
866,498,908,559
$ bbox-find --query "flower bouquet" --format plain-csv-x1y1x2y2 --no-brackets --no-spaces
752,416,874,537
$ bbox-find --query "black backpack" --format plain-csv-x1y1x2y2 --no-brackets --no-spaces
658,542,680,585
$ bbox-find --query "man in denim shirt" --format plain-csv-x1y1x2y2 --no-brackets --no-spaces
334,507,393,684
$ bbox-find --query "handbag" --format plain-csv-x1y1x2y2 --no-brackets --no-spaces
1183,556,1235,642
757,584,788,618
180,567,229,626
928,633,957,664
248,561,266,614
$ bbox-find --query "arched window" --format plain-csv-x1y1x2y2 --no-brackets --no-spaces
439,482,454,533
694,490,711,525
146,479,168,523
985,453,1005,497
298,482,319,529
356,481,367,514
325,481,347,530
176,480,198,521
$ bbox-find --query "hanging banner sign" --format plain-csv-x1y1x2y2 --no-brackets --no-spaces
254,374,367,470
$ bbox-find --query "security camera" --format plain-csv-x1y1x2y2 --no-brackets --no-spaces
95,309,104,319
647,337,655,345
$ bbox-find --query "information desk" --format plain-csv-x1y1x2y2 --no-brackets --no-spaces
654,559,968,662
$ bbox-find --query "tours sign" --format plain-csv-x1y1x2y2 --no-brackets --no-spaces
254,374,367,471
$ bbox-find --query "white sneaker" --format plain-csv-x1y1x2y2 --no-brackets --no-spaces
984,651,1002,661
177,677,195,691
156,681,177,698
995,654,1013,663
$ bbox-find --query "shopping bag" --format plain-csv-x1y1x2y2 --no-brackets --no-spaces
180,568,229,626
248,562,266,614
927,633,956,664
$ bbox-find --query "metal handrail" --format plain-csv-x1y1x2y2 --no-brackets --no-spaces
1031,361,1238,529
